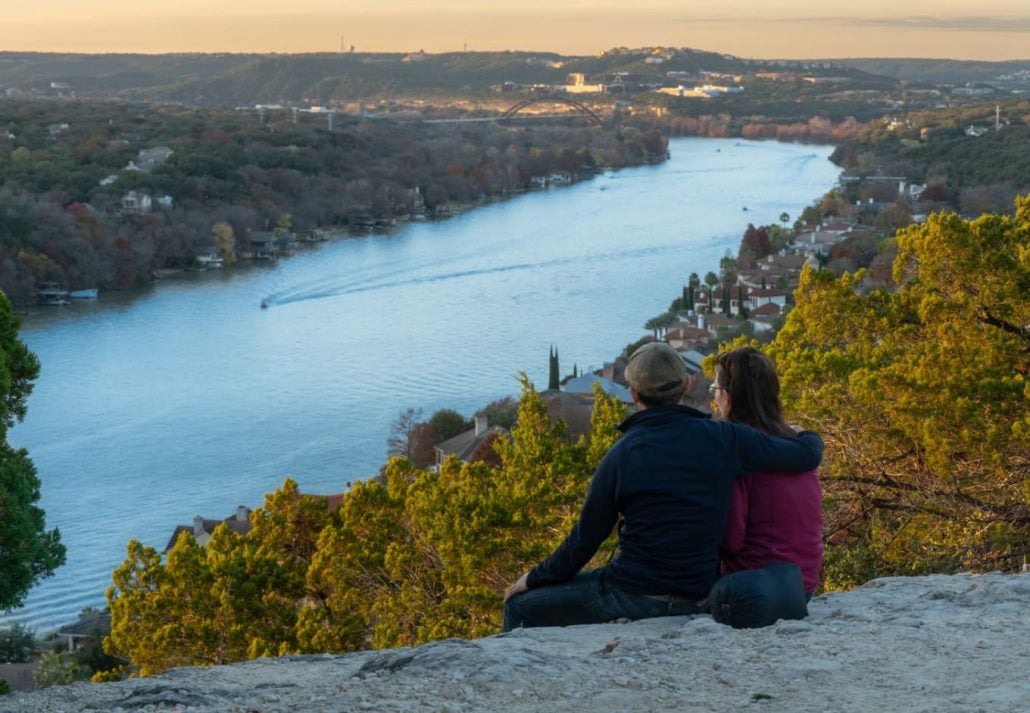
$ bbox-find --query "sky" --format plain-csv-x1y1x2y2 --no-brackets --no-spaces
2,0,1029,60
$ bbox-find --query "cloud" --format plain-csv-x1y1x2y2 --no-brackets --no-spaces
840,15,1030,32
679,15,1030,33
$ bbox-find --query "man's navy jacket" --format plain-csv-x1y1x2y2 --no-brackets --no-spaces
526,405,824,599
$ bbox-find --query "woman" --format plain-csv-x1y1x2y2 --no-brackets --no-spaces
711,346,823,596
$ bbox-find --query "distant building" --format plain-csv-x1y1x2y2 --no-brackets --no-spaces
245,231,280,260
55,612,111,652
121,190,151,215
434,415,508,468
562,373,633,405
130,146,174,173
666,325,710,351
164,506,252,552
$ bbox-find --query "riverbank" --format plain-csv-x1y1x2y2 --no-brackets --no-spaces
6,572,1028,712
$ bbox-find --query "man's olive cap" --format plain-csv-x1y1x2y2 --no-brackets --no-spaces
625,342,687,400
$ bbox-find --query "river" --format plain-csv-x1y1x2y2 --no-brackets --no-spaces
4,137,841,632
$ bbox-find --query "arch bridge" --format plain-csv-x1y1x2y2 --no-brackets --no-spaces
500,95,604,126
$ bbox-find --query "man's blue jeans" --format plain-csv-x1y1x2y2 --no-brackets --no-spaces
502,568,704,631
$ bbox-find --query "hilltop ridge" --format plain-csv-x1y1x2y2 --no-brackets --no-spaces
6,572,1028,712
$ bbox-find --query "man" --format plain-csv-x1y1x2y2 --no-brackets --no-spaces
502,342,823,630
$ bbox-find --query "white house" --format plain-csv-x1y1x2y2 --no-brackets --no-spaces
121,190,151,215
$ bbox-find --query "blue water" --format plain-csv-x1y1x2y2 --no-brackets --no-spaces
4,138,840,631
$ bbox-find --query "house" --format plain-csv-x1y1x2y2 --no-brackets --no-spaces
698,313,736,335
796,229,845,256
562,373,633,404
55,612,111,652
666,325,709,350
164,506,252,552
757,254,808,272
750,301,783,318
134,146,174,172
747,288,790,311
602,355,629,384
434,415,509,468
246,231,280,260
675,348,706,375
121,190,151,215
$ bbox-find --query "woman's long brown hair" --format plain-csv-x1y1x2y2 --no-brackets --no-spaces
715,347,795,438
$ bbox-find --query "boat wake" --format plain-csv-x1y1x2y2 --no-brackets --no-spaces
260,241,698,308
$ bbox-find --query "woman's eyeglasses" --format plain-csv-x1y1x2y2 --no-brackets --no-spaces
708,383,725,394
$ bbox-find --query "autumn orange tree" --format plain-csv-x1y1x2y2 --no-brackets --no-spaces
769,197,1029,589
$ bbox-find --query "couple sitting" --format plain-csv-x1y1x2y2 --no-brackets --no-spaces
503,343,823,631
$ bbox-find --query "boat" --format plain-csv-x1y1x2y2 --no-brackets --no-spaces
300,228,330,242
38,286,70,306
196,255,224,270
260,300,268,309
68,289,98,299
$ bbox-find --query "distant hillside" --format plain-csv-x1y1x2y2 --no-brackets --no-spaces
0,49,881,107
834,58,1030,85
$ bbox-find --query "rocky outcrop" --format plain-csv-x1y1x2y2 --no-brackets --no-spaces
5,573,1028,712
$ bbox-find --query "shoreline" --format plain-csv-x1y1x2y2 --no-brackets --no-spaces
17,167,626,323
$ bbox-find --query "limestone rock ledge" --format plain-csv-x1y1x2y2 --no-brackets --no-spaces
4,573,1029,713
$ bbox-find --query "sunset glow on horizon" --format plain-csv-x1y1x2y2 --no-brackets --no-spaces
2,1,1029,60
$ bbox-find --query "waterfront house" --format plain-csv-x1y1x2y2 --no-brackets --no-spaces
246,231,280,260
163,506,252,552
434,415,509,468
562,373,634,405
56,612,111,653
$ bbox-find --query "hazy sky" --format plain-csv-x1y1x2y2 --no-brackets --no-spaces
3,1,1029,60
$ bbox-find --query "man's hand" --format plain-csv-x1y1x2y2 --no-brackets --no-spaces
504,571,530,603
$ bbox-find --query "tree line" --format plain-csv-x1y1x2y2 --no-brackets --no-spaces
0,100,668,305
